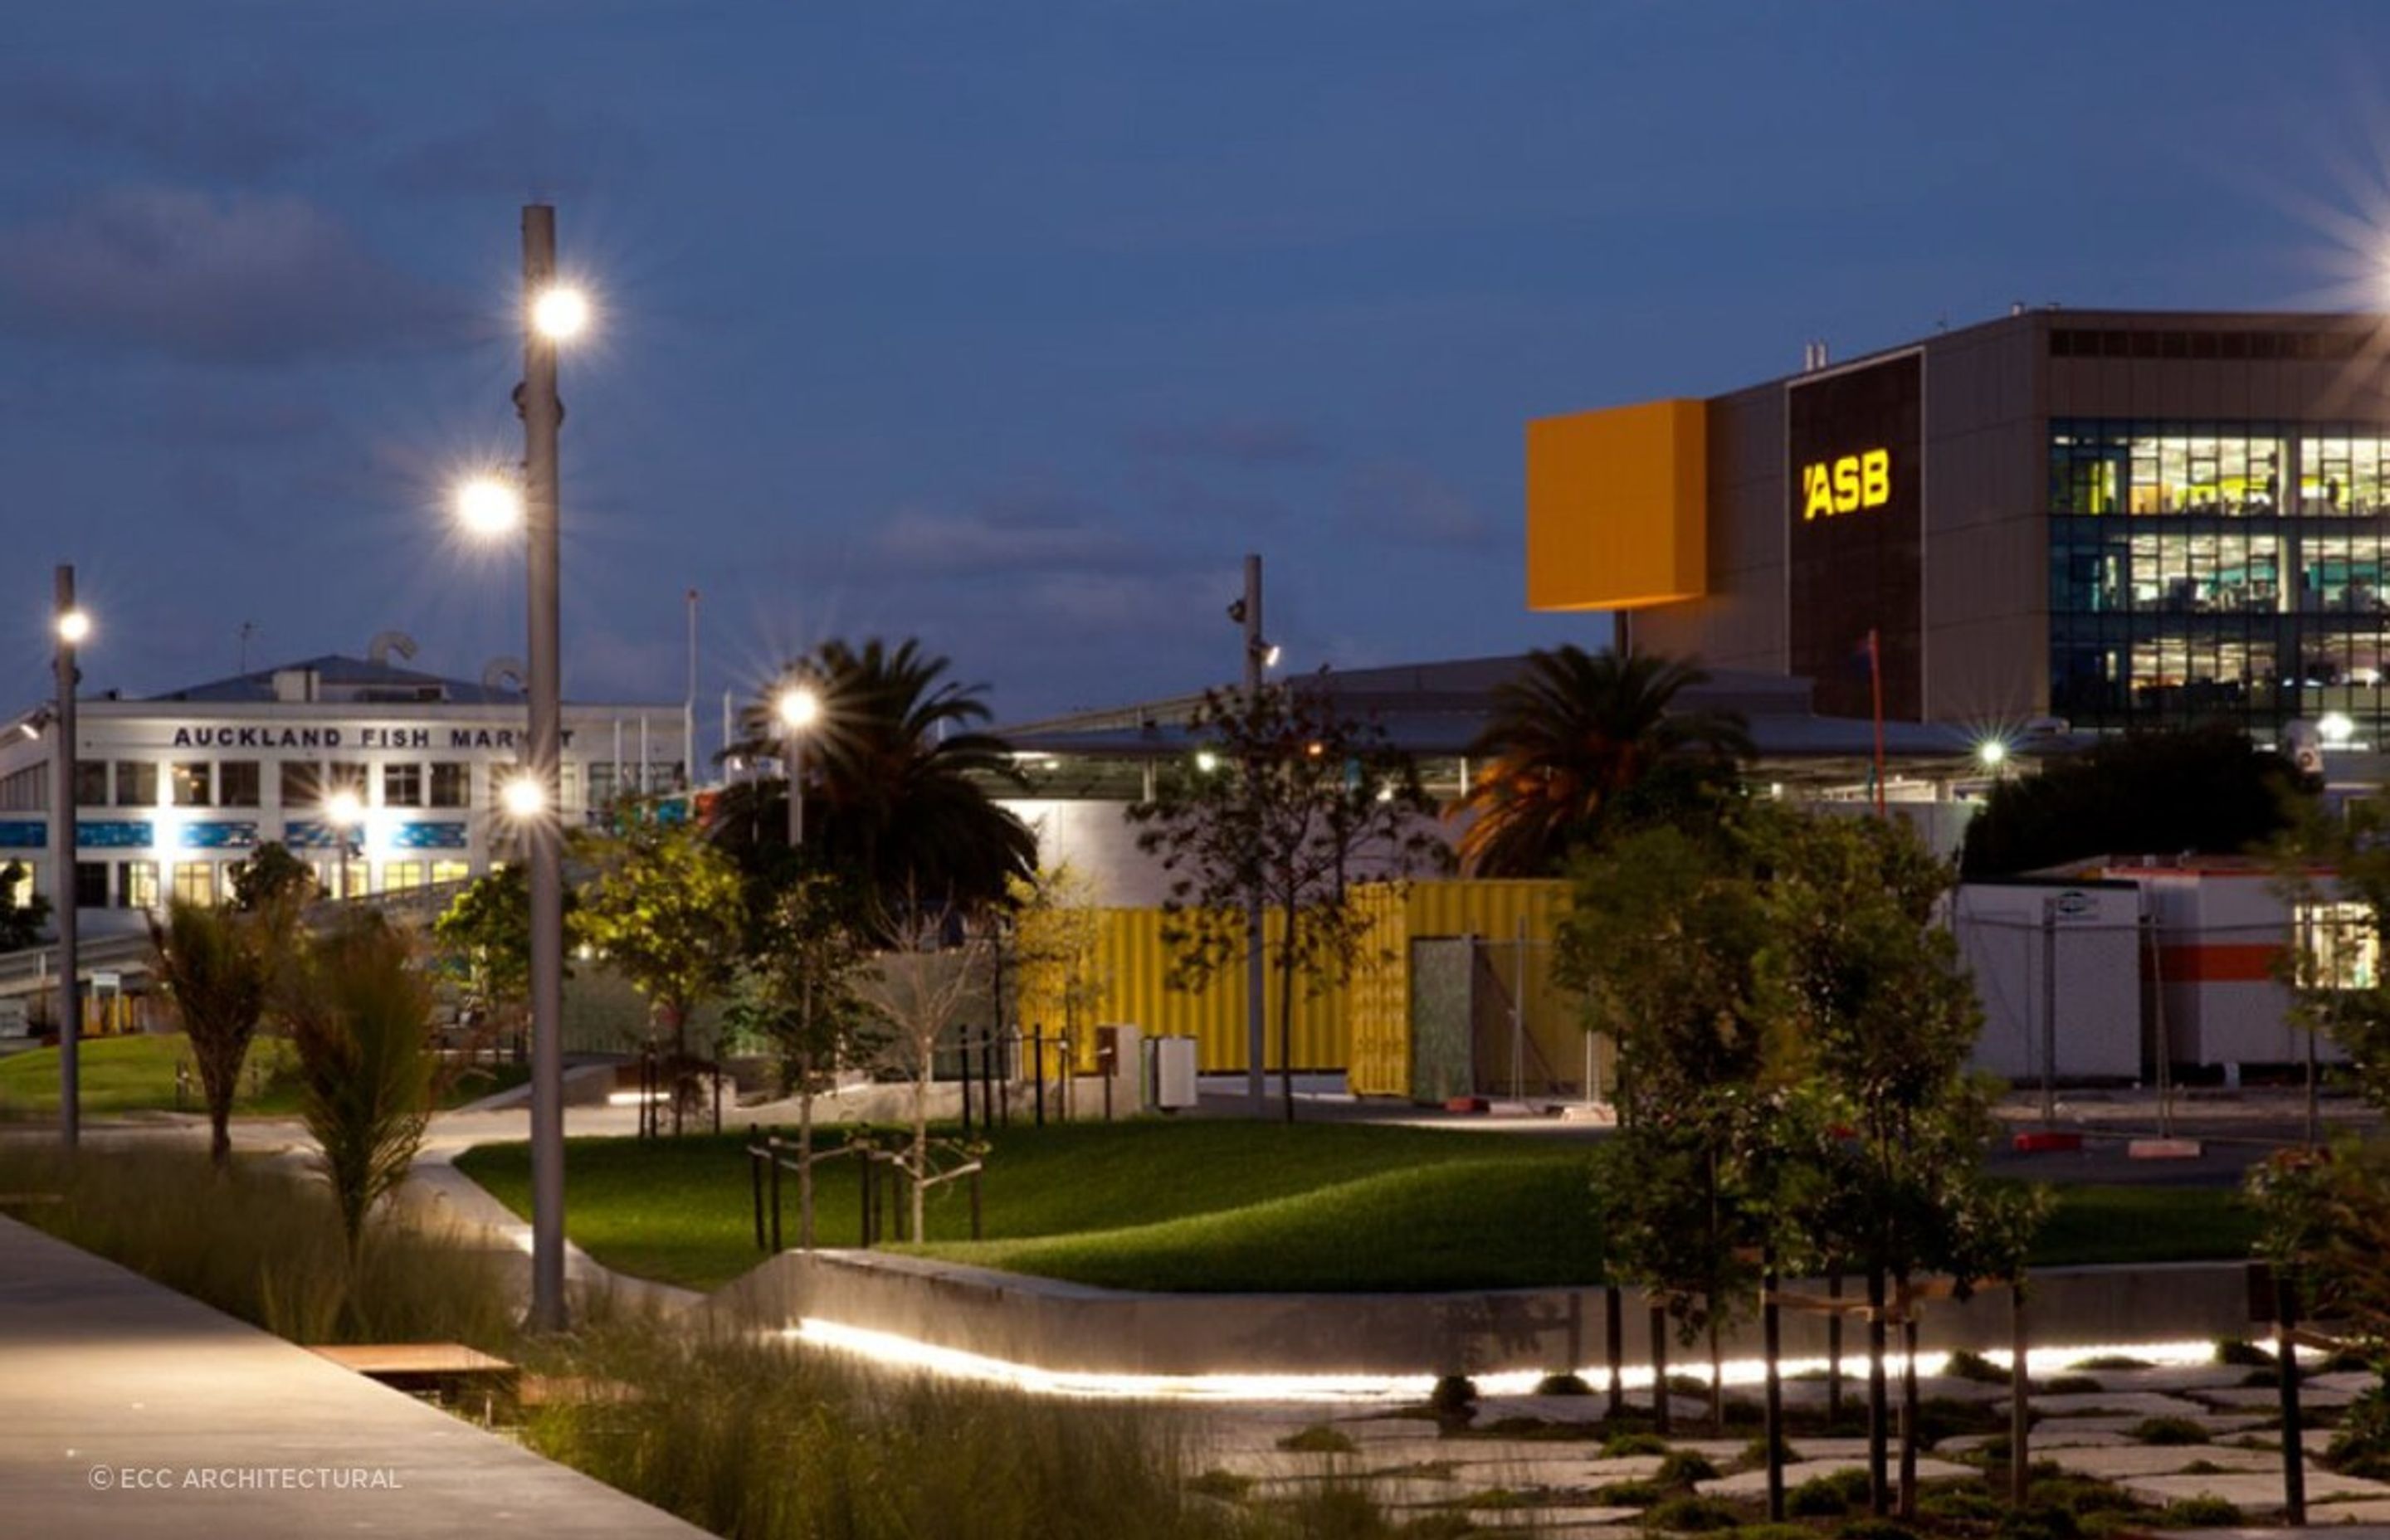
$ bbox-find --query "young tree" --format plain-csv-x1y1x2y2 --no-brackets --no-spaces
147,899,273,1168
723,871,876,1245
280,912,446,1264
1006,862,1110,1105
1558,819,1791,1431
1130,675,1447,1120
1753,810,2044,1513
229,841,318,912
577,821,747,1132
856,904,989,1241
1960,724,2306,876
0,860,52,952
432,863,577,1056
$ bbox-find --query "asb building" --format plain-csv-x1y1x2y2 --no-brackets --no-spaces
0,638,688,934
1527,307,2390,760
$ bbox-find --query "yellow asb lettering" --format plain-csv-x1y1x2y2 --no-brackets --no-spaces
1801,447,1891,520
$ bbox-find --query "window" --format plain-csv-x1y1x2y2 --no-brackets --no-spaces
280,762,320,806
327,763,368,802
2301,901,2380,991
120,860,158,910
114,762,157,808
73,760,107,807
173,862,216,907
429,762,469,808
381,860,426,893
383,763,423,807
2,862,35,912
73,860,108,909
0,764,44,811
218,762,261,807
588,763,617,807
170,763,212,807
431,859,471,887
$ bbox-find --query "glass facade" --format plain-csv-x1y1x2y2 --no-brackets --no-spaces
2049,419,2390,734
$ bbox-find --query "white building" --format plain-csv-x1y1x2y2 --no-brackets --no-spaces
0,640,688,937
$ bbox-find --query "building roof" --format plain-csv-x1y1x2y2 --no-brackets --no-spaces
993,652,2033,777
146,652,527,706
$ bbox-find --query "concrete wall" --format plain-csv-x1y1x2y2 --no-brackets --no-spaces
1953,881,2144,1081
713,1250,2261,1379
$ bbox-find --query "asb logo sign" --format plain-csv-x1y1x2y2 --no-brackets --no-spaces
1801,448,1891,521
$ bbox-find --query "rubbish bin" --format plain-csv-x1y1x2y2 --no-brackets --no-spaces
1149,1035,1199,1112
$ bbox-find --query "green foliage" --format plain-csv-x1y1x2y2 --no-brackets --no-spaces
432,863,578,1039
1131,673,1446,1118
1277,1425,1359,1454
1597,1479,1670,1505
1534,1372,1593,1396
719,870,875,1096
2152,1497,2242,1528
1641,1495,1744,1532
710,636,1036,909
280,913,445,1260
0,857,48,951
1960,724,2304,877
1835,1522,1919,1540
1602,1431,1674,1458
2326,1380,2390,1479
1656,1450,1719,1484
1918,1489,2001,1523
2039,1376,2101,1395
146,897,272,1167
576,819,746,1060
228,840,316,912
1944,1349,2012,1384
2129,1416,2210,1445
1788,1475,1854,1517
1427,1375,1477,1416
1458,645,1753,877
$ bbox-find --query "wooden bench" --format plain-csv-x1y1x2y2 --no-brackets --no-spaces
311,1343,520,1421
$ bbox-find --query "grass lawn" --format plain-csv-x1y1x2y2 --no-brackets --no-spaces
0,1033,529,1120
452,1118,2265,1295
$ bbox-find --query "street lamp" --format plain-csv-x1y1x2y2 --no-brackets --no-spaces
51,567,86,1150
456,474,524,538
776,681,821,848
324,787,363,899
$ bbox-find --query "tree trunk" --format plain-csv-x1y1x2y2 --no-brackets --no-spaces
1276,921,1296,1124
1866,1265,1890,1516
1709,1310,1724,1435
209,1104,232,1170
797,1047,816,1250
911,1044,929,1242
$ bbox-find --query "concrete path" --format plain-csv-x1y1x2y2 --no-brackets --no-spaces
0,1214,709,1539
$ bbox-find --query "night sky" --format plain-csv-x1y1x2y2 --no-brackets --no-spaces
12,2,2390,756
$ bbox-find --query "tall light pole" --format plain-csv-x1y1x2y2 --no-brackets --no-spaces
521,204,582,1334
1234,553,1269,1118
777,681,821,850
52,567,86,1151
325,787,363,900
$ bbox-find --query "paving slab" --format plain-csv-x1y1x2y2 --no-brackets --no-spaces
2311,1372,2382,1396
0,1215,706,1540
1699,1456,1973,1497
1474,1395,1613,1425
2121,1470,2390,1510
2036,1414,2272,1436
2087,1366,2274,1393
2032,1391,2217,1418
2045,1445,2280,1478
2200,1386,2359,1410
1941,1429,2130,1453
1460,1505,1642,1530
1246,1474,1471,1506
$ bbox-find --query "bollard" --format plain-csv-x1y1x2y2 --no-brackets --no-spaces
1604,1285,1623,1417
1649,1302,1671,1434
2279,1270,2307,1526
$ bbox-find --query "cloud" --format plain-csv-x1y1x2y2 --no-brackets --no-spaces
383,102,645,200
1128,417,1329,466
0,71,367,178
856,495,1160,578
1341,460,1498,548
0,188,469,364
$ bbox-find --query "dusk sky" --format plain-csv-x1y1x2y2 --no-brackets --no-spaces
13,2,2390,750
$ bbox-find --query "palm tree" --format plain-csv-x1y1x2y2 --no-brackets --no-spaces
713,637,1036,909
1456,646,1753,876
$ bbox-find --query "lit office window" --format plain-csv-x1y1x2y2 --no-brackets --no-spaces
381,860,426,893
173,862,216,907
2300,901,2380,991
431,859,470,886
121,860,159,910
170,763,212,807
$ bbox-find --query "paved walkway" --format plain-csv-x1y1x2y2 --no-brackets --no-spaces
0,1214,708,1539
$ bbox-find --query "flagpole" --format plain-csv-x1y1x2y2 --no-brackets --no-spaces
1867,627,1888,819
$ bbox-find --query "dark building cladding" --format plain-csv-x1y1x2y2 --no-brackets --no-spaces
1531,309,2390,743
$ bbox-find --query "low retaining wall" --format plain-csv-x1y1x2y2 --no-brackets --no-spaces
711,1252,2259,1378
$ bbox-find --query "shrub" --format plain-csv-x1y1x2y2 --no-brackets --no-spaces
1919,1489,2002,1523
1945,1349,2013,1385
2215,1338,2275,1368
1536,1372,1594,1396
1277,1425,1358,1455
1993,1511,2077,1540
1641,1496,1743,1532
2073,1354,2150,1371
1835,1520,1921,1540
1657,1450,1719,1484
1788,1477,1852,1517
2129,1416,2211,1445
1598,1479,1669,1506
1185,1469,1251,1500
2153,1496,2243,1528
2039,1376,2101,1395
1429,1375,1478,1418
1728,1527,1817,1540
1604,1431,1674,1458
